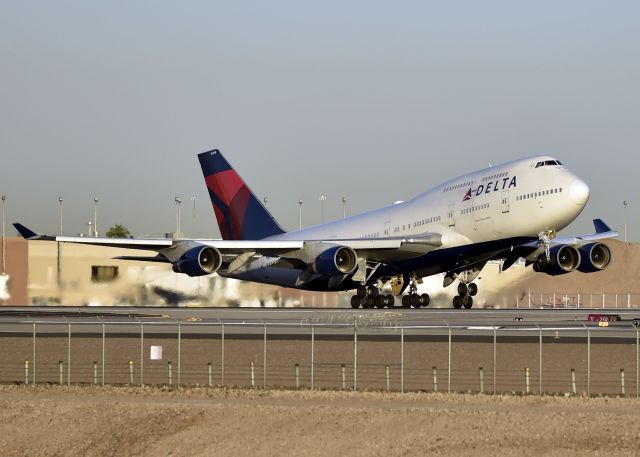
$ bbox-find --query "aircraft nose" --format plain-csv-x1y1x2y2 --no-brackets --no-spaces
569,179,590,206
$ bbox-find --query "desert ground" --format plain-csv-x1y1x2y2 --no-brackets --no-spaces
0,385,639,457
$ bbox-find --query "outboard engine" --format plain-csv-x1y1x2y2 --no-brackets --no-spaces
172,246,222,277
312,245,358,277
578,242,612,273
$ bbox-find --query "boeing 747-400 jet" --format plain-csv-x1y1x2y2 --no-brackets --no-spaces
15,150,617,309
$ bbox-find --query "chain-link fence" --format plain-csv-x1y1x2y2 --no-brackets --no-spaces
1,320,639,397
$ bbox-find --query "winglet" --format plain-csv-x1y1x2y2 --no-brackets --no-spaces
13,223,55,241
593,219,612,234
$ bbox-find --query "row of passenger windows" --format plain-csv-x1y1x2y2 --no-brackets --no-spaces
481,172,508,182
361,232,380,239
516,188,563,200
461,203,489,214
443,181,473,193
413,215,441,228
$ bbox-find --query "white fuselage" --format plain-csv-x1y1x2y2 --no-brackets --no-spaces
226,155,590,288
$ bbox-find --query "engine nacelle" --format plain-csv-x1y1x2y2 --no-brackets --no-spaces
312,245,358,277
172,246,222,277
533,245,581,276
578,242,612,273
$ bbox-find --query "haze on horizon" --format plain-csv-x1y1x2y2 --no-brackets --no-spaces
1,1,638,241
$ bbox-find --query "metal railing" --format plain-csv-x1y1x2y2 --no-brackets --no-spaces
1,320,639,397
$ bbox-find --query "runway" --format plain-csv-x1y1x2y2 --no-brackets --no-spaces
0,306,639,337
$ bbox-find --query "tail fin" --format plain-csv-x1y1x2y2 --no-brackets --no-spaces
198,149,286,240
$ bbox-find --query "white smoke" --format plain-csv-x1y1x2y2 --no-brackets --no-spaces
0,273,10,301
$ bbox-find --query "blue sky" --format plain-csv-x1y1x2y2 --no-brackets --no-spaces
1,1,638,239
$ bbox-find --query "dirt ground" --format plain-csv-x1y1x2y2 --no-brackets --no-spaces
1,385,639,457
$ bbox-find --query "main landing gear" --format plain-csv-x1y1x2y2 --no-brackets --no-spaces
452,282,477,309
400,280,430,309
350,285,394,309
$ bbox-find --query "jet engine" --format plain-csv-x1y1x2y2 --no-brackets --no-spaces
533,245,581,276
172,246,222,277
312,245,358,277
578,242,612,273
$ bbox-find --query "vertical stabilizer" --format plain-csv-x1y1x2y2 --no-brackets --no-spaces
198,149,285,240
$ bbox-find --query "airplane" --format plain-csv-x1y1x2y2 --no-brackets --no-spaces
14,150,617,309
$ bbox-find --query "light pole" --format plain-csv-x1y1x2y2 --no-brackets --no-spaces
58,196,63,235
624,200,628,242
1,195,6,275
93,197,98,237
298,199,303,229
319,195,327,223
175,197,182,237
341,196,347,219
192,196,197,219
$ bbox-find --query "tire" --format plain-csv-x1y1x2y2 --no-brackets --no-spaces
410,294,421,308
369,287,379,297
385,294,395,308
463,295,473,309
350,296,360,309
420,293,430,307
365,297,375,308
401,295,410,308
457,283,468,296
468,283,478,296
453,295,462,309
375,295,385,308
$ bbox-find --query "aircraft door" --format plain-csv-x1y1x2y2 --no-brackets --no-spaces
384,221,391,237
448,204,455,227
501,190,510,213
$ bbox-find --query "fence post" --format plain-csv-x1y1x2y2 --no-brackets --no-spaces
447,326,452,394
528,292,531,309
479,367,484,394
571,368,576,395
525,367,530,394
128,360,134,385
602,292,605,308
250,362,255,387
93,361,98,385
310,324,315,390
101,322,106,386
587,327,591,396
637,329,639,399
492,326,497,395
220,322,225,386
295,364,300,389
400,326,404,394
353,321,358,392
67,322,71,387
432,366,438,393
59,360,63,385
578,293,581,308
628,293,631,308
539,327,543,395
168,361,173,386
177,323,182,387
140,323,144,386
616,294,618,308
341,364,346,390
208,363,212,387
32,322,36,385
620,368,626,396
263,323,267,389
24,360,29,385
385,365,390,392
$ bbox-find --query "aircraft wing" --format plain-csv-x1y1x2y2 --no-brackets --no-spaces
13,223,442,264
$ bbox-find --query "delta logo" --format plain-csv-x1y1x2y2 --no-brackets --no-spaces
462,176,517,202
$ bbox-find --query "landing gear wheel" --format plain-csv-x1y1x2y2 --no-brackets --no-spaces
410,294,421,308
368,286,380,297
363,297,374,309
457,283,468,296
375,295,385,308
452,295,463,309
420,293,430,307
384,294,395,308
350,296,360,309
401,295,410,308
356,286,367,299
468,283,478,296
463,295,473,309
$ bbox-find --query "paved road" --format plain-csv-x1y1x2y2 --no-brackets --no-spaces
0,306,639,337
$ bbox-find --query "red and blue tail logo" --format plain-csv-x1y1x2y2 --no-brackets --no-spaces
198,149,285,240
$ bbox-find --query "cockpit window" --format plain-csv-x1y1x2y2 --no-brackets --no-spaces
536,160,562,168
545,160,556,166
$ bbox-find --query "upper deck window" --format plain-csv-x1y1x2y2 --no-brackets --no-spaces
535,160,562,168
